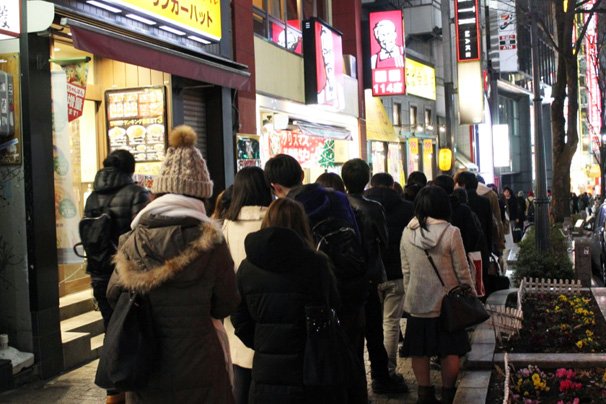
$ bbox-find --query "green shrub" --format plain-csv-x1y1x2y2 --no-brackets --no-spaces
512,226,574,286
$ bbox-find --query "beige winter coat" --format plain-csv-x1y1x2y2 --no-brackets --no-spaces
400,217,473,318
477,183,505,252
222,205,267,369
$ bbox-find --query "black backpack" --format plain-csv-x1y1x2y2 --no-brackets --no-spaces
312,216,367,281
74,192,118,264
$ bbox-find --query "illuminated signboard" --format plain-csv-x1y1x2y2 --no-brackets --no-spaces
405,58,436,100
455,0,480,62
0,0,21,39
271,20,303,55
369,10,405,96
303,18,344,110
107,0,221,40
497,0,518,72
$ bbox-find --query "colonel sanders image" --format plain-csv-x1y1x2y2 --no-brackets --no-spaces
371,19,404,69
317,26,337,105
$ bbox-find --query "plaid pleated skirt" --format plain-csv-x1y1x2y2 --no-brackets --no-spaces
400,316,471,358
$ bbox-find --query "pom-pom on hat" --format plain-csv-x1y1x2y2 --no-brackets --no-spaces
152,125,213,199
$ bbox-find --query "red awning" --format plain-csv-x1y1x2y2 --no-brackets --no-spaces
68,20,250,91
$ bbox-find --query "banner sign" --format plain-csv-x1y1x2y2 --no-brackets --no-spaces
369,10,405,96
271,20,303,54
61,61,89,122
303,18,344,110
0,0,20,39
455,0,480,62
0,53,19,165
497,0,518,72
585,0,601,155
108,0,222,40
405,58,436,100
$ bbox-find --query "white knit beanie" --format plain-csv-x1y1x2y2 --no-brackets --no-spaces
152,125,213,199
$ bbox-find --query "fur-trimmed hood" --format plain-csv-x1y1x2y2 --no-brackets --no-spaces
114,214,224,293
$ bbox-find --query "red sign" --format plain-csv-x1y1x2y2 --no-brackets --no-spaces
62,62,89,122
268,128,326,167
303,19,344,109
369,10,405,96
271,20,303,55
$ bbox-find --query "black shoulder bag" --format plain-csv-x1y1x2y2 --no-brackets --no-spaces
95,290,158,391
425,250,490,333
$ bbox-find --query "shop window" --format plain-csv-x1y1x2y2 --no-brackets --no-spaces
410,105,418,129
392,102,401,126
424,109,433,132
253,0,328,54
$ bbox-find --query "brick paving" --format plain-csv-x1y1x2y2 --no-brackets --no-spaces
0,346,448,404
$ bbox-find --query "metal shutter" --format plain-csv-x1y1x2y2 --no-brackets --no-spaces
182,89,208,158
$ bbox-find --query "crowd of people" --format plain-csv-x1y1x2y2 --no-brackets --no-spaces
85,124,537,404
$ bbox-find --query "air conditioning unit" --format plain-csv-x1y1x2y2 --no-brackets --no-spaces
403,5,442,37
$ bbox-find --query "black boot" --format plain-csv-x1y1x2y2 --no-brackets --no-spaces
417,385,440,404
441,387,456,404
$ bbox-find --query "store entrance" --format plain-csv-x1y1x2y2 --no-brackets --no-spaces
50,34,171,297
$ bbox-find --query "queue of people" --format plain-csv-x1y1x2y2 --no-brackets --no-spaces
85,124,523,404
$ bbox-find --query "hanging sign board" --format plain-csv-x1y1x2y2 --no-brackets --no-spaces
369,10,405,96
107,0,221,40
405,58,435,100
303,18,344,110
58,60,90,122
0,0,21,40
455,0,480,62
497,0,518,72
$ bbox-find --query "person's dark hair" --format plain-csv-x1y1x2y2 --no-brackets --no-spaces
341,158,370,194
403,183,421,202
315,172,345,193
454,171,478,191
407,171,427,188
476,174,485,184
264,154,304,188
503,186,513,197
370,173,394,188
432,174,455,195
393,181,403,195
103,149,136,174
225,167,272,221
414,186,452,230
452,188,468,205
261,198,315,249
487,183,498,194
211,185,233,220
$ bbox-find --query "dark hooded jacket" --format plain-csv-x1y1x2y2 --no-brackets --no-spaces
84,167,149,276
108,214,239,404
288,184,367,309
231,227,341,403
364,186,414,281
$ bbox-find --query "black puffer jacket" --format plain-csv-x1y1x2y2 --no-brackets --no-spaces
364,187,413,281
346,194,388,283
84,167,149,275
232,227,341,403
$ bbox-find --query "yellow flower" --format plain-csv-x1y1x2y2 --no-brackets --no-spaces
532,373,540,384
576,340,584,348
603,371,606,383
586,330,594,337
559,295,567,301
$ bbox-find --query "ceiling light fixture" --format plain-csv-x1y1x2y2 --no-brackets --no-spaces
159,25,186,36
125,13,156,25
86,0,122,13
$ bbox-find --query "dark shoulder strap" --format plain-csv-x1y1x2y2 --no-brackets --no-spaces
424,250,445,286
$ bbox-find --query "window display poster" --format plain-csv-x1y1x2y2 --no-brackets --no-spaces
51,71,80,254
61,60,89,122
0,53,20,165
237,135,262,171
105,86,167,163
265,127,327,168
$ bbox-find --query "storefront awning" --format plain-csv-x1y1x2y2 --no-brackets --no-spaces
68,20,251,91
292,120,352,140
364,90,399,142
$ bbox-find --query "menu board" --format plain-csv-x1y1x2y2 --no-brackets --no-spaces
105,86,167,162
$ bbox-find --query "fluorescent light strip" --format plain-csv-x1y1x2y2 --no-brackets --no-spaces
159,25,186,36
125,13,156,25
187,35,210,44
86,0,122,13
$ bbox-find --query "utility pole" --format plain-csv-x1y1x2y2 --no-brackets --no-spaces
529,3,550,252
441,0,456,172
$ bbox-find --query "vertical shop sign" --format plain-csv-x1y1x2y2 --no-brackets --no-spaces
0,54,19,165
51,71,81,252
303,18,344,110
585,0,601,156
407,137,419,176
369,10,405,96
455,0,480,62
0,0,20,40
497,0,518,72
60,61,89,122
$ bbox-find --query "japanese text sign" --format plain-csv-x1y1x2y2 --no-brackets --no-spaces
455,0,480,62
61,61,89,122
497,0,518,72
405,58,435,100
109,0,221,40
0,0,21,39
369,10,405,96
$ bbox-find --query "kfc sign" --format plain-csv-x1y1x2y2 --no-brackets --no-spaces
303,18,344,110
455,0,481,62
369,10,406,96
